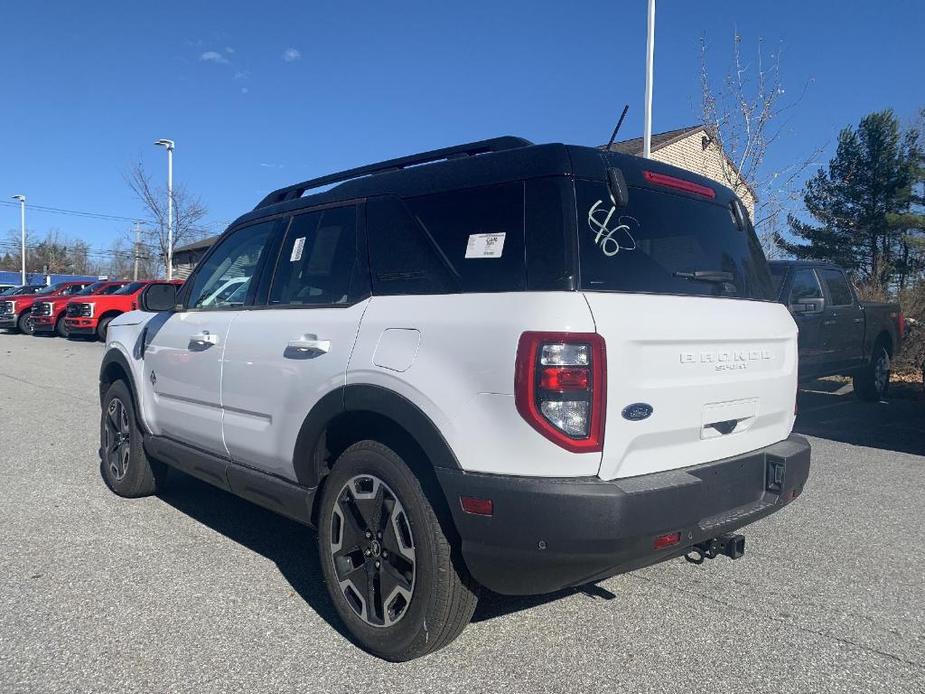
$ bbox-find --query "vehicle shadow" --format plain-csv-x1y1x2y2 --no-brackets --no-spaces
155,472,354,643
795,379,925,457
154,470,597,630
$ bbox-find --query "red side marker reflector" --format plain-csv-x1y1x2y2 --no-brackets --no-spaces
653,531,682,550
539,366,590,391
644,170,716,199
460,496,494,517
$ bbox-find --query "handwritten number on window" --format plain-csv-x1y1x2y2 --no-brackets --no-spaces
588,201,638,257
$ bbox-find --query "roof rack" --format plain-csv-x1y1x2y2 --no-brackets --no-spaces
254,136,533,209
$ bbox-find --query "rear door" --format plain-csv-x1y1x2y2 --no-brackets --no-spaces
573,175,798,480
817,268,865,370
142,220,279,454
220,203,370,480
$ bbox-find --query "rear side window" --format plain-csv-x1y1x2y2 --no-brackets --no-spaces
113,282,146,295
788,269,823,304
367,182,525,295
269,205,362,306
575,180,774,300
818,269,853,306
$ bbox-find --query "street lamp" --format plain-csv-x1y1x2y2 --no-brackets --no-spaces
154,139,175,279
12,195,25,284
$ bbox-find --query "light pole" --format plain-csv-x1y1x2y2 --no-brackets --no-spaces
12,195,25,284
154,139,175,279
642,0,656,158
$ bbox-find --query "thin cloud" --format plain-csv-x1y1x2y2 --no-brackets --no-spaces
282,48,301,62
241,87,249,94
200,50,229,64
225,47,235,54
234,70,250,80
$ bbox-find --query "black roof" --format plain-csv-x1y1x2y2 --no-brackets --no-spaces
224,135,740,232
174,236,219,254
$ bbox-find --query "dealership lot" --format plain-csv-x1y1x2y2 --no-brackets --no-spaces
1,332,923,693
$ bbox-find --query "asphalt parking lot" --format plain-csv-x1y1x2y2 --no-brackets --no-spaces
1,332,923,693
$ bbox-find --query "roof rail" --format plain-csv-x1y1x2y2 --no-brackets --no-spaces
254,135,533,209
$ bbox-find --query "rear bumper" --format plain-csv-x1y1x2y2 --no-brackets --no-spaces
436,434,810,595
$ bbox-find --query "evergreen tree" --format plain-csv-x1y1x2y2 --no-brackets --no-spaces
777,110,923,291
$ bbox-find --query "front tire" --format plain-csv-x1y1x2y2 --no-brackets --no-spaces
854,343,891,401
317,441,478,661
97,315,114,342
55,315,70,338
100,380,166,497
17,313,33,335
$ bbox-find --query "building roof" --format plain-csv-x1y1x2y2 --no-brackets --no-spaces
601,125,706,155
174,235,219,254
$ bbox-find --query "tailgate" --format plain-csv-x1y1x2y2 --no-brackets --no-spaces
586,292,798,480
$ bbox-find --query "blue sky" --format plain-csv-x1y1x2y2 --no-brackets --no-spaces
1,0,922,254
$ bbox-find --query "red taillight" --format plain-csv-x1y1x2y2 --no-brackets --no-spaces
515,332,606,453
654,532,682,550
643,170,716,199
898,311,906,340
460,496,494,516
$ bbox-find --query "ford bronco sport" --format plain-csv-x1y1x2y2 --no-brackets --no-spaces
99,137,810,661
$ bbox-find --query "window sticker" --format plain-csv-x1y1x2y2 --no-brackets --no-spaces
464,232,506,259
588,201,638,257
290,236,306,262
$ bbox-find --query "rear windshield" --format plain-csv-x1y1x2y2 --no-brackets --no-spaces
575,180,774,301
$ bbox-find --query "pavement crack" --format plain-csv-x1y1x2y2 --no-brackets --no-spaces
628,573,925,671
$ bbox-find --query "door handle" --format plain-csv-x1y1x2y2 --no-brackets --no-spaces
189,330,219,350
285,335,331,358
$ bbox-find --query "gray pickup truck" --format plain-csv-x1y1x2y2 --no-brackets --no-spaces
770,260,905,401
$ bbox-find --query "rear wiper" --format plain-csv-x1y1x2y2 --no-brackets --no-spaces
673,270,735,283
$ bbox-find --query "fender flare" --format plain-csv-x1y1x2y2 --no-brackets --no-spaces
292,384,461,488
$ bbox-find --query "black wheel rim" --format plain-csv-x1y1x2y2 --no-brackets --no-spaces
329,474,416,628
103,398,131,481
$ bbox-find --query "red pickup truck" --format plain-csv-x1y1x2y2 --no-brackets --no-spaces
65,280,182,341
31,281,130,337
0,281,95,334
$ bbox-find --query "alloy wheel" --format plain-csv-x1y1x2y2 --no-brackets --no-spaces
103,398,132,481
329,474,416,627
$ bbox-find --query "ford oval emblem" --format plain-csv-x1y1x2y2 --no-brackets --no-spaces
622,403,653,421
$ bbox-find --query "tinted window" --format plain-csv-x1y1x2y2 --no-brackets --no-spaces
19,286,47,295
788,269,822,304
819,269,853,306
113,282,146,295
100,283,127,295
268,206,360,306
368,182,525,295
575,180,774,300
61,284,88,295
186,222,275,309
769,264,787,296
76,282,108,296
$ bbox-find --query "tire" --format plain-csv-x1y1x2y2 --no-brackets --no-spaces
97,315,114,342
17,312,33,335
55,314,70,338
317,440,478,661
853,342,891,402
100,380,166,497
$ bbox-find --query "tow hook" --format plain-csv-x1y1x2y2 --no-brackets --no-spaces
684,534,746,565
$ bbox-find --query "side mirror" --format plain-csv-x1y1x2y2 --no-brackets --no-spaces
790,297,824,315
140,283,179,313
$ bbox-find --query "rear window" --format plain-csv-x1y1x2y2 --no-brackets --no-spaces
575,180,774,300
367,182,525,295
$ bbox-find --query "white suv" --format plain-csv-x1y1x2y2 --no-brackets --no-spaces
99,137,810,661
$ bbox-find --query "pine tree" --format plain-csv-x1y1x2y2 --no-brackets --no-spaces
777,110,923,292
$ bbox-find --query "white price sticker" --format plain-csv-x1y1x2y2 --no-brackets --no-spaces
290,237,306,262
465,232,506,259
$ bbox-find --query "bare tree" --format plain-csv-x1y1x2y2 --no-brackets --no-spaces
125,161,209,277
699,32,822,257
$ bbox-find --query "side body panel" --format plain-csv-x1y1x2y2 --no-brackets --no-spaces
348,292,600,477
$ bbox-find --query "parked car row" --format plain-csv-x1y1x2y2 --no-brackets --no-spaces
0,279,182,341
